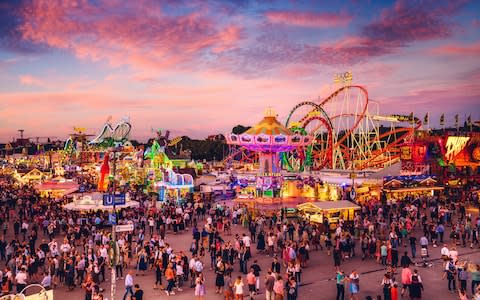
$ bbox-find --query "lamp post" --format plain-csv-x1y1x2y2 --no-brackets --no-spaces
110,146,120,300
350,148,356,201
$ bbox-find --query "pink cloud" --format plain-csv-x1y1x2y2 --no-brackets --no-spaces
265,10,352,28
430,42,480,56
18,0,243,72
380,78,480,121
279,65,318,78
362,0,466,46
19,74,47,87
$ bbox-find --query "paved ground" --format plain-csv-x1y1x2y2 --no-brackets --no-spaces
39,221,480,300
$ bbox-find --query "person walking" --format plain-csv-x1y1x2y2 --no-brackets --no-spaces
401,266,412,297
15,267,28,294
336,270,346,300
286,277,298,300
165,263,176,296
409,272,424,300
251,260,262,293
234,275,245,300
458,263,468,293
265,270,275,300
381,242,388,266
123,270,134,300
348,270,360,300
224,272,234,300
247,268,256,298
446,259,457,292
381,273,393,300
194,273,206,300
409,236,417,258
273,275,284,300
470,264,480,295
132,284,144,300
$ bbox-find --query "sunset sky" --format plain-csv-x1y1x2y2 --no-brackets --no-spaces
0,0,479,142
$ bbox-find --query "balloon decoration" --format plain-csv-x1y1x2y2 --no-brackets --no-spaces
97,152,110,192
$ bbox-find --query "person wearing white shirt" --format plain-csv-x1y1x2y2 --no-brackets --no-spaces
449,247,459,263
41,273,52,289
118,237,125,248
175,207,183,215
175,263,184,291
419,236,428,248
335,225,342,237
48,240,58,252
15,267,28,293
100,245,108,258
50,245,59,258
194,258,203,274
123,271,134,300
242,234,251,248
60,241,71,254
440,244,450,259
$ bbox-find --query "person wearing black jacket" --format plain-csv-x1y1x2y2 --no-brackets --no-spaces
271,256,281,274
409,274,424,299
251,260,262,292
400,252,412,268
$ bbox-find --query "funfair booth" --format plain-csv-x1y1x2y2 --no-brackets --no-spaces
382,175,444,201
34,177,79,199
297,200,361,226
154,169,194,202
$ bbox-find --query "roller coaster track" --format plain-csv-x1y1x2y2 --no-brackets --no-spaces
222,147,257,165
356,117,422,169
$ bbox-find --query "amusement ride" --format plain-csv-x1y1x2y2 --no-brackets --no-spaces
225,72,424,172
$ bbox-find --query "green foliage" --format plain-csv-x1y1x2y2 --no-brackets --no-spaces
232,125,251,134
178,138,226,161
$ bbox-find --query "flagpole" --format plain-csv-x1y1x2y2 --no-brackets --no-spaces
442,114,445,134
456,114,459,134
427,113,430,132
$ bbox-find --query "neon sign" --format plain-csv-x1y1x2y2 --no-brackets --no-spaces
445,136,470,162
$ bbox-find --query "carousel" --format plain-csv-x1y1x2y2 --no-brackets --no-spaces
227,108,313,198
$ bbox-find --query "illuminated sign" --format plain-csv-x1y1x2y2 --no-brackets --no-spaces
400,146,412,160
334,71,353,84
445,136,470,162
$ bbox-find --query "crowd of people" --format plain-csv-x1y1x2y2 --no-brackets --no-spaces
1,174,480,300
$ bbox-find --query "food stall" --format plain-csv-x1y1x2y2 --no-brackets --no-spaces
297,200,361,226
382,175,444,201
233,197,311,218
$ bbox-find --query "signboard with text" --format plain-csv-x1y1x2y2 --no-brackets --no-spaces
102,193,126,206
115,224,134,232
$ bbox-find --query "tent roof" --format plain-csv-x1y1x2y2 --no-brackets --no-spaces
367,162,401,179
298,200,360,211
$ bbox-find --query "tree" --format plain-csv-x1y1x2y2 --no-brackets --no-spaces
232,125,251,134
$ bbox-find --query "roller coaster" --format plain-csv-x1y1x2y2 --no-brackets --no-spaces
224,77,422,171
